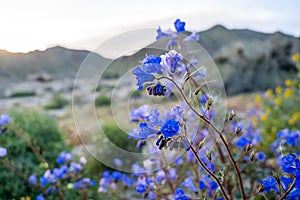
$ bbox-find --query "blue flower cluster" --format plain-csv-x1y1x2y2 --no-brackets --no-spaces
0,114,11,158
28,151,96,199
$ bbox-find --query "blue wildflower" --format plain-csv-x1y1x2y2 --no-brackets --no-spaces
74,180,83,189
0,114,11,133
147,108,161,127
29,174,38,185
156,170,166,183
161,50,183,73
136,177,147,193
169,168,177,180
112,171,122,181
256,152,266,162
130,105,150,122
122,174,135,187
287,186,300,200
139,123,159,139
113,158,123,167
281,154,299,174
174,188,191,200
0,147,7,157
148,191,156,200
70,162,82,173
236,136,251,148
133,67,155,90
160,119,180,138
181,176,198,193
36,194,45,200
281,176,293,190
174,19,185,32
0,114,11,126
260,176,280,193
56,151,72,165
184,31,199,42
156,26,171,40
199,180,207,190
142,55,162,74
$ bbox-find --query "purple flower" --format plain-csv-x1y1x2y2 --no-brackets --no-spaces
181,176,198,193
161,50,183,73
0,147,7,157
184,31,199,42
174,188,191,200
256,152,266,162
133,67,155,90
260,176,279,193
160,119,180,138
142,55,162,74
281,154,299,174
29,174,38,185
156,26,171,40
174,19,185,32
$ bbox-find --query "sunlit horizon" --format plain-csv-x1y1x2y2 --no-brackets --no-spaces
1,0,299,54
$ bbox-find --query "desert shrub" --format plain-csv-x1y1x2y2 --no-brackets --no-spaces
95,95,111,107
9,90,36,98
0,110,67,198
255,53,300,153
44,95,69,109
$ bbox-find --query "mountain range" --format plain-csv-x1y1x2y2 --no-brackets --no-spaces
0,25,299,96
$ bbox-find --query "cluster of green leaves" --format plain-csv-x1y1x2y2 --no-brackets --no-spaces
44,95,69,109
9,90,36,98
95,95,111,107
0,110,67,198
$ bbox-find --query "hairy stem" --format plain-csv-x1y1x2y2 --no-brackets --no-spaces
278,178,296,200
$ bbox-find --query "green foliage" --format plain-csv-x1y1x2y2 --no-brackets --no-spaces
44,95,69,109
95,85,102,92
95,95,111,107
9,90,36,98
0,110,67,198
256,54,300,153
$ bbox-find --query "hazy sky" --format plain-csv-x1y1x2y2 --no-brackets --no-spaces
1,0,299,53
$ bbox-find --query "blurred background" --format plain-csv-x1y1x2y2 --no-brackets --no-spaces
0,0,299,198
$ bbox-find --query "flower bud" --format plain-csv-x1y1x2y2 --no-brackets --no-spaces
245,144,253,152
235,126,242,135
250,151,256,161
228,110,236,121
206,150,212,161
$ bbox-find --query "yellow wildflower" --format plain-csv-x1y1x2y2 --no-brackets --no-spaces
285,79,292,87
292,53,300,62
255,95,262,103
266,108,272,114
275,86,282,94
293,113,299,121
284,88,293,98
261,114,267,122
274,97,282,106
288,118,294,125
265,89,273,97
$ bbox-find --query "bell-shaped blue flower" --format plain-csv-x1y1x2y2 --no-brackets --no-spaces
174,19,185,32
160,119,180,138
142,55,162,74
133,67,155,90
